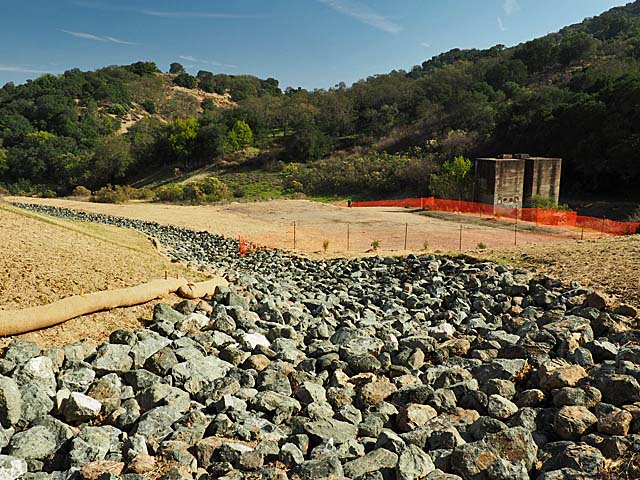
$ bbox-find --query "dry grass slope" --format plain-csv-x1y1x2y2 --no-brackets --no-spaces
0,201,206,348
472,235,640,308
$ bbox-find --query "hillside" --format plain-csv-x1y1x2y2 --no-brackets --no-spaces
1,2,640,203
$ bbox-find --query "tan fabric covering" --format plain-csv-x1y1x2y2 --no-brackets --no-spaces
0,277,227,336
177,278,229,299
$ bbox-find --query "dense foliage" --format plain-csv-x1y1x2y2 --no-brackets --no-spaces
1,1,640,199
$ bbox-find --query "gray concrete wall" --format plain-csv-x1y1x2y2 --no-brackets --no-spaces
474,158,525,209
523,157,562,207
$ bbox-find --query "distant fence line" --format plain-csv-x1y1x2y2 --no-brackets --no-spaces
348,197,640,237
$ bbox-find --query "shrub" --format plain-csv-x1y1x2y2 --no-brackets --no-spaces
125,186,154,200
322,239,330,253
529,195,570,210
154,177,231,204
371,240,381,251
182,183,205,204
91,185,129,204
38,189,57,199
477,242,487,250
107,103,129,116
72,186,92,197
155,184,184,202
423,240,429,251
141,100,156,114
199,177,230,202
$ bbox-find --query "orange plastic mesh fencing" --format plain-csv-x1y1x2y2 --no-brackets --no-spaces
350,197,637,237
532,209,577,227
351,198,426,208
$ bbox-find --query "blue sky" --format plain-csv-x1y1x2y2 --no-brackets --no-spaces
0,0,631,90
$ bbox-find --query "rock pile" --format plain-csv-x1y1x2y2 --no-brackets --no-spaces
2,202,638,480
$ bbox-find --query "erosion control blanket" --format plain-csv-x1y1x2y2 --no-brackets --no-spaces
0,276,228,336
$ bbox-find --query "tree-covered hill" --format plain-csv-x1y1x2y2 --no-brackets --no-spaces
1,1,640,199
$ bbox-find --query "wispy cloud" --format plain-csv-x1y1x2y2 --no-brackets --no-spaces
73,2,257,20
179,55,238,69
141,9,256,19
0,65,57,74
503,0,520,16
318,0,403,34
420,42,431,48
497,16,507,32
104,36,137,46
59,29,137,45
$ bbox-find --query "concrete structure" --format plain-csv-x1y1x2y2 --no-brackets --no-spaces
473,154,562,210
473,155,526,209
522,156,562,207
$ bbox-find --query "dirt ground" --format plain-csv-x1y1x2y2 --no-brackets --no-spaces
3,196,638,348
474,235,640,309
8,197,593,253
0,202,206,349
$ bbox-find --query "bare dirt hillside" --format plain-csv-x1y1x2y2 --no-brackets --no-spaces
0,202,206,348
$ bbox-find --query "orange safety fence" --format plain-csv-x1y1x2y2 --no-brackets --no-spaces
350,197,639,237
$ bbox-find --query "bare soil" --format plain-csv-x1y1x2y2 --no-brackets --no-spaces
0,202,206,349
473,235,640,308
4,196,638,345
8,197,591,253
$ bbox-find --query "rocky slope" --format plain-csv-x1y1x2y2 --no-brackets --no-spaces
1,202,638,480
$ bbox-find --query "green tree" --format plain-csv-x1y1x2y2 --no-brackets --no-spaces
231,120,254,148
224,120,254,153
167,117,199,167
173,73,197,89
86,136,132,188
7,131,78,188
195,123,226,164
513,37,559,73
284,123,332,162
169,62,186,75
0,148,8,176
558,32,600,65
429,156,473,200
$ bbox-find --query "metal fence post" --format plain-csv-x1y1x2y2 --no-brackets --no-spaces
404,223,408,250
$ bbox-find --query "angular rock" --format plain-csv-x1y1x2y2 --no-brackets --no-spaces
343,448,398,478
554,406,597,440
61,392,102,423
597,409,632,436
304,418,358,445
397,445,436,480
0,455,27,480
0,377,22,427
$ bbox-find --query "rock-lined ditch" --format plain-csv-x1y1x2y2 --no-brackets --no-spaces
0,202,638,480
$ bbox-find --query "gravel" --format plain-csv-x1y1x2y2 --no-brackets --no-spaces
3,201,639,479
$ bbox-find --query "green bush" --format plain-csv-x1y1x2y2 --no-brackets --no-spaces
91,185,129,203
529,195,570,210
141,100,156,114
154,177,231,204
72,186,92,197
107,103,129,116
38,189,57,199
155,184,184,202
124,186,154,200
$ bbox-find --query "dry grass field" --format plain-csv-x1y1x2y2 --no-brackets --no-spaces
0,201,206,348
474,235,640,308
